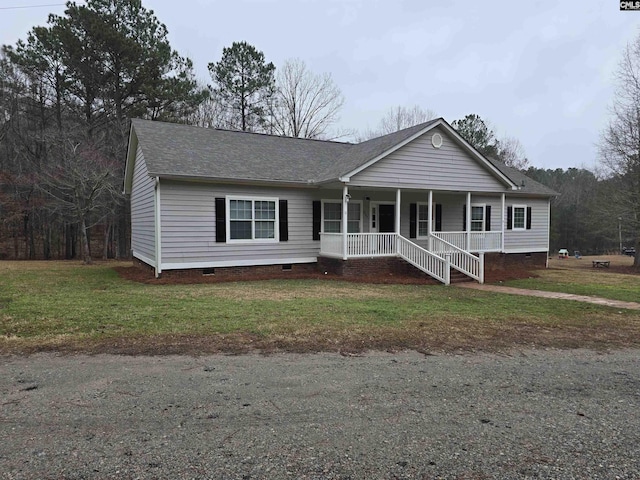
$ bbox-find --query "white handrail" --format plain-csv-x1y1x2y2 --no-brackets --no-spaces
432,231,501,252
430,235,483,283
397,235,450,285
321,232,481,285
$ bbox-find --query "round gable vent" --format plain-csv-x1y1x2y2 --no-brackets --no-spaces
431,133,443,149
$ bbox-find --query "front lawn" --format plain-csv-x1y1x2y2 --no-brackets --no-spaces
504,256,640,303
1,261,639,355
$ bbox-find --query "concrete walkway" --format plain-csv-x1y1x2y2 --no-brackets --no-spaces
457,283,640,311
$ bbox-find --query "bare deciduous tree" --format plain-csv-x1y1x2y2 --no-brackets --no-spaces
270,59,345,139
598,34,640,267
497,136,530,170
185,89,228,128
39,141,120,264
359,105,437,140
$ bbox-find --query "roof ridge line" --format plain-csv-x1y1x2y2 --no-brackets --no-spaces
132,118,354,145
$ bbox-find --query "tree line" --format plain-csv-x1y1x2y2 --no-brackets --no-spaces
0,0,638,265
0,0,347,263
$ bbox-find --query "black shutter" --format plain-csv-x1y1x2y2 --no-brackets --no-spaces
435,204,442,232
312,201,321,240
485,205,491,232
526,207,532,230
409,203,417,238
215,197,226,242
279,200,288,241
507,206,512,230
462,205,466,231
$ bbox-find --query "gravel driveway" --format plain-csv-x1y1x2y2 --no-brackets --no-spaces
1,349,639,479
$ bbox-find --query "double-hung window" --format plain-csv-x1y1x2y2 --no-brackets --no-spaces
322,201,361,233
228,197,278,242
470,205,485,232
512,205,526,230
417,204,429,237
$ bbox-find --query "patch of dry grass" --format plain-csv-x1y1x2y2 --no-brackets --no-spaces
2,260,640,355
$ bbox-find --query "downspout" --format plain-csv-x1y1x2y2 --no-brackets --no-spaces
154,177,162,278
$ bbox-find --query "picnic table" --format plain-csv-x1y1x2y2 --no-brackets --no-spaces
592,260,610,268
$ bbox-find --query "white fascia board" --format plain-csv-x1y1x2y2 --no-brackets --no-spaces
149,174,318,189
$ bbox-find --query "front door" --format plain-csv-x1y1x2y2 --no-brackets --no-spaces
378,204,395,233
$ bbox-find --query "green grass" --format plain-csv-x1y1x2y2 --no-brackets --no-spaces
504,267,640,303
1,261,639,354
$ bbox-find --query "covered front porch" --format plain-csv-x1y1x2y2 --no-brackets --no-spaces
317,187,509,284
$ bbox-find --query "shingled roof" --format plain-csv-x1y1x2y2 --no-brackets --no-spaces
127,118,555,196
130,118,352,184
485,157,558,196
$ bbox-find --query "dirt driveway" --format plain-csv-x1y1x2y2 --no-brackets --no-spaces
2,349,640,479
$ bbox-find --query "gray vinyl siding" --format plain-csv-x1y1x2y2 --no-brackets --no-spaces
159,181,322,267
155,180,550,268
349,127,508,192
504,197,549,252
130,145,155,265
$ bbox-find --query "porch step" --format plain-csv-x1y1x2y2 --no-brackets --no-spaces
449,268,476,284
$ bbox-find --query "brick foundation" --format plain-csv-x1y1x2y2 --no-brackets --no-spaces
317,256,438,282
483,252,547,271
130,252,547,283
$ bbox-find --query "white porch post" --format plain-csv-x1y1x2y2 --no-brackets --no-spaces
342,185,349,260
501,193,506,253
428,190,433,251
466,192,472,251
395,188,401,234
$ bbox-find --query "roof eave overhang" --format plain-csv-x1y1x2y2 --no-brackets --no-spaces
151,173,321,189
509,191,558,198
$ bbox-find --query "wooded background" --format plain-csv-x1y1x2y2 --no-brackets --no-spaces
1,0,638,264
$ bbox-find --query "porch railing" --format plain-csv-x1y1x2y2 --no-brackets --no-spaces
320,233,397,258
347,233,397,257
432,231,501,252
320,233,451,284
397,235,450,285
430,235,484,283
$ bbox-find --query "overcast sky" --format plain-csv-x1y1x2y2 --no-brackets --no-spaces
2,0,639,170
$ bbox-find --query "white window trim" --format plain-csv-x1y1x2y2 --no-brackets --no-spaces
226,195,279,244
321,199,362,233
512,204,527,231
417,202,430,239
471,203,486,232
